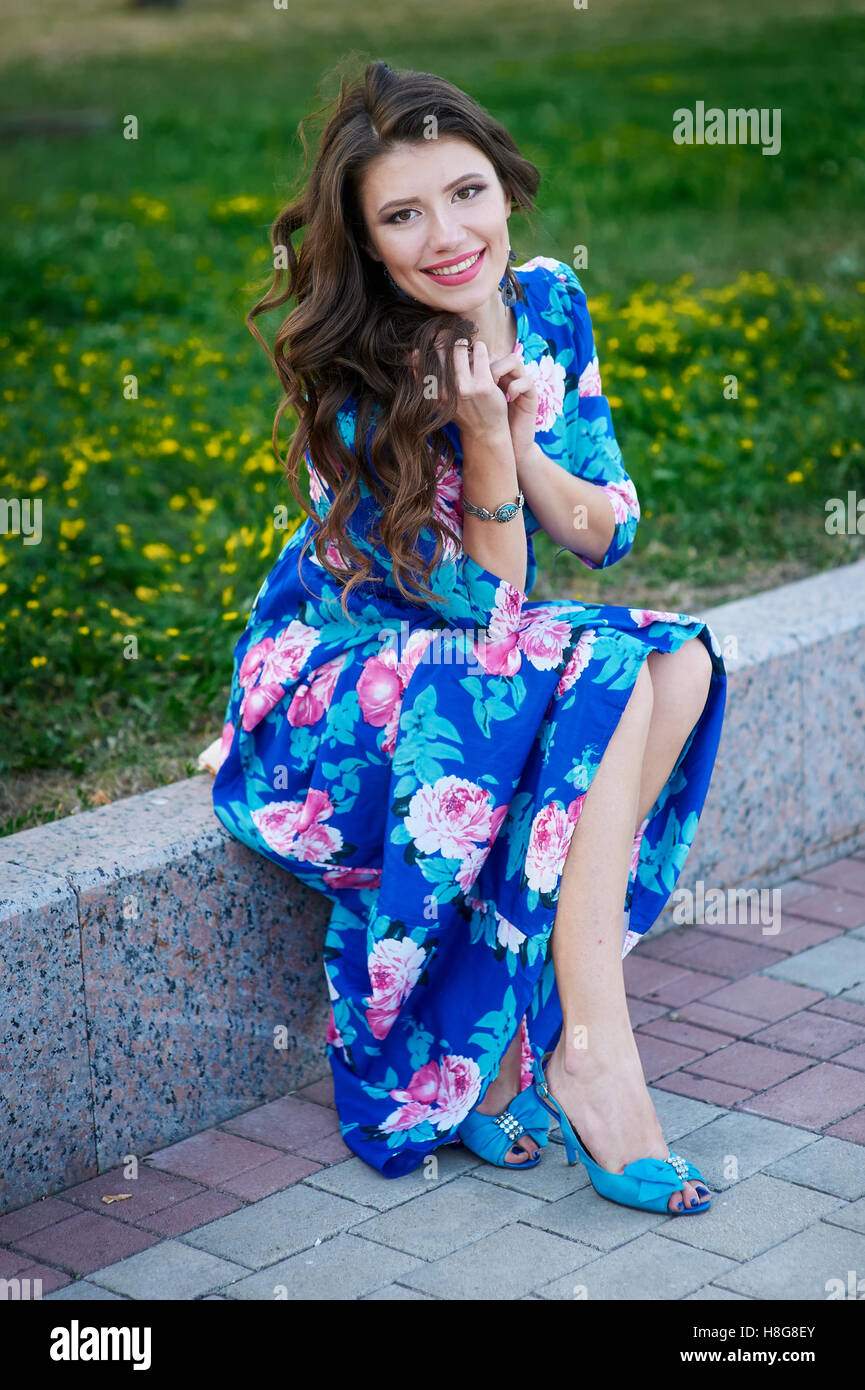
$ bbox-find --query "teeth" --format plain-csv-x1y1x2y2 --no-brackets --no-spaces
425,251,482,276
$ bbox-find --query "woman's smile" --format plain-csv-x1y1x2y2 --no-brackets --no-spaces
419,248,486,283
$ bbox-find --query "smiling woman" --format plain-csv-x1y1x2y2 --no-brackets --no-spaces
211,59,726,1215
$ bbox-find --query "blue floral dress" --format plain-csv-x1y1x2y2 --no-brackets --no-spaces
212,257,727,1179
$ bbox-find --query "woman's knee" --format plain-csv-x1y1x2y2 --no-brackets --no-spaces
647,637,712,713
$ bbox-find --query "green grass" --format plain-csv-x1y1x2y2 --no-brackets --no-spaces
1,0,863,832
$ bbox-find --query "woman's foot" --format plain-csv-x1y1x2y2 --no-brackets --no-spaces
473,1034,541,1165
544,1039,710,1211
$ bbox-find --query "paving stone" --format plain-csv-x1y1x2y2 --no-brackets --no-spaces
537,1231,735,1300
223,1231,423,1300
46,1280,127,1301
0,1198,80,1243
292,1075,336,1108
833,1042,865,1072
838,982,865,1005
182,1185,376,1269
685,1284,752,1300
88,1239,248,1300
350,1175,542,1261
824,1110,865,1144
624,958,730,1007
672,1110,818,1191
770,919,844,954
750,1009,865,1059
214,1153,322,1200
656,1071,755,1107
0,1261,70,1296
674,1001,772,1037
135,1191,244,1238
739,1061,865,1129
145,1128,288,1185
219,1096,341,1150
523,1183,668,1251
635,1033,707,1080
761,935,865,996
812,996,865,1025
648,1089,726,1140
659,932,788,979
698,976,824,1022
360,1283,436,1299
304,1145,481,1211
765,1137,865,1199
637,1017,733,1055
0,1249,33,1278
9,1211,160,1277
626,996,671,1026
471,1151,591,1201
401,1221,595,1300
822,1195,865,1234
802,857,865,897
659,1172,842,1259
683,1040,813,1089
57,1165,206,1225
289,1129,354,1165
713,1221,865,1300
785,888,865,929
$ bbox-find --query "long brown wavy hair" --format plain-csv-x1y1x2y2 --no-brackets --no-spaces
245,58,541,620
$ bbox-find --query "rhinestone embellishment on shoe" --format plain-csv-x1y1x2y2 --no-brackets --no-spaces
666,1151,689,1183
493,1109,525,1141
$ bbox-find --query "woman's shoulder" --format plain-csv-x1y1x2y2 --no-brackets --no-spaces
514,255,586,305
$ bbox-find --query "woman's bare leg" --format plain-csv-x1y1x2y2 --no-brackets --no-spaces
484,638,713,1181
544,639,712,1208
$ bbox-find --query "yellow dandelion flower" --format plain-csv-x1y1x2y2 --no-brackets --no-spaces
142,542,173,561
31,655,48,667
135,585,159,601
740,439,754,449
157,439,180,455
77,626,90,635
60,518,85,539
786,470,804,484
164,627,180,637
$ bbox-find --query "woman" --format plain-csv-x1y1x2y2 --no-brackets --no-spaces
211,60,727,1217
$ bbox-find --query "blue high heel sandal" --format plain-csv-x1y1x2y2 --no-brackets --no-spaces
457,1083,551,1168
533,1052,711,1215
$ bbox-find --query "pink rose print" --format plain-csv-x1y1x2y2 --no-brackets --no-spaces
250,786,343,863
516,255,570,278
630,816,649,880
495,913,527,953
326,1007,344,1050
216,719,234,770
525,796,584,895
381,1054,482,1133
287,653,347,727
357,628,437,757
554,629,597,697
601,477,640,524
364,935,428,1040
404,775,494,859
577,354,603,397
239,619,320,731
321,866,382,891
473,595,570,679
432,1054,483,1130
524,354,567,433
629,608,682,627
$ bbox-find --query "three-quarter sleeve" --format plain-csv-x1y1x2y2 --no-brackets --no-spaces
547,260,641,571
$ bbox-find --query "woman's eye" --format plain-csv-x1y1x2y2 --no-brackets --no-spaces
387,184,485,223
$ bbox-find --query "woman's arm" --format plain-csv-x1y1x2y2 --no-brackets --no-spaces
516,439,616,565
460,425,528,595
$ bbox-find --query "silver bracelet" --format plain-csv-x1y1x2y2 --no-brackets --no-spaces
463,490,525,523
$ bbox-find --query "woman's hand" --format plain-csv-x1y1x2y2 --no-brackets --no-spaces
488,350,539,471
434,338,514,444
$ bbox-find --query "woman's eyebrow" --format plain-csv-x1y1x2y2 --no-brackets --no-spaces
377,172,486,216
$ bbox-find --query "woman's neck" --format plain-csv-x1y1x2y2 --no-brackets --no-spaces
468,290,517,359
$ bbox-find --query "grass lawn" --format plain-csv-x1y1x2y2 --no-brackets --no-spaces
1,0,863,834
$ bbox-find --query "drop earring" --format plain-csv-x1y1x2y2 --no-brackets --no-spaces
499,247,518,307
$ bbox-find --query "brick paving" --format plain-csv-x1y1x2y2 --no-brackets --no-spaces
4,849,865,1301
